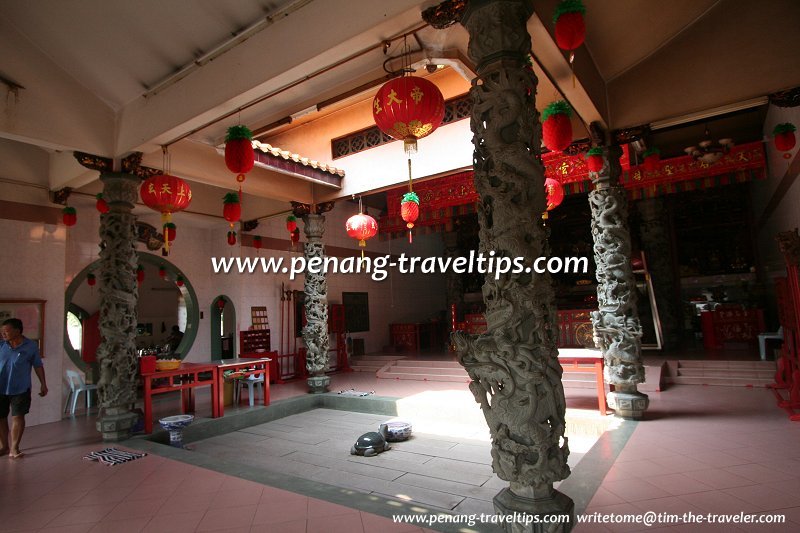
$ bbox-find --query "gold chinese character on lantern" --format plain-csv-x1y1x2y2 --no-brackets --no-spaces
160,184,172,195
386,90,403,106
410,86,423,104
148,183,156,194
373,99,382,115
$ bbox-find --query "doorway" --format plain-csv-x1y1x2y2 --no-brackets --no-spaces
211,296,236,360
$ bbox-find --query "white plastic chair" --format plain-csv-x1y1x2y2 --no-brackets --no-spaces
65,370,98,415
758,326,784,361
235,374,265,407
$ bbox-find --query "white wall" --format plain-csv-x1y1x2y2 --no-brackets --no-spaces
0,218,66,427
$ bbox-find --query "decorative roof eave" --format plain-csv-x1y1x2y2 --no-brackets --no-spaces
251,140,343,189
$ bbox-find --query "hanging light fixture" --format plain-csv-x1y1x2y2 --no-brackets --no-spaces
346,197,378,258
684,127,734,165
140,147,192,254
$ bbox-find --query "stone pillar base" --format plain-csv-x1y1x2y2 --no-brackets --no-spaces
96,407,138,441
307,375,330,394
607,388,649,420
493,485,575,533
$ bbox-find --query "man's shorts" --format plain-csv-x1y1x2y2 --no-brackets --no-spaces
0,390,32,417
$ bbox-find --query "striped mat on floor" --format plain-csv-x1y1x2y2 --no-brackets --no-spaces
83,448,147,466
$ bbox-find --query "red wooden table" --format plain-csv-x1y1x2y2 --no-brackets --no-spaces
141,362,218,434
557,349,607,415
210,358,271,417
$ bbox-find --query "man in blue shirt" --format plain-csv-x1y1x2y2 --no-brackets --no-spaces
0,318,48,458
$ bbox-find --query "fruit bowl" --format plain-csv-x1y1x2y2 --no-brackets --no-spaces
156,359,182,371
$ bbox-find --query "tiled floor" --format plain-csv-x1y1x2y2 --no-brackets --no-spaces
3,369,800,532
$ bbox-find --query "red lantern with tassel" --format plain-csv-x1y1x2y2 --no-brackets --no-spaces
400,191,420,243
290,228,300,248
216,298,226,311
286,215,297,234
62,206,77,227
253,235,263,251
553,0,586,52
87,272,96,287
545,176,565,212
158,266,166,279
140,174,192,254
136,265,145,286
642,147,661,172
176,275,184,287
227,231,237,246
585,147,604,173
222,192,241,224
95,193,109,214
774,123,797,154
372,76,445,154
346,212,378,255
542,100,573,152
224,126,255,184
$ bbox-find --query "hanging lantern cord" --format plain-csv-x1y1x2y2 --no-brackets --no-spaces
407,156,414,243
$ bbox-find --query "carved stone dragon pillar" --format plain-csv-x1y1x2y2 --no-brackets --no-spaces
589,146,649,419
295,205,331,394
95,172,140,441
451,0,574,529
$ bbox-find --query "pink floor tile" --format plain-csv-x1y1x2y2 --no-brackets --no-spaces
0,508,67,531
249,519,308,533
682,468,758,490
306,499,361,518
104,497,165,521
251,498,309,525
88,516,151,533
360,512,428,533
207,487,265,509
587,487,627,507
142,512,205,533
307,512,365,533
646,473,716,496
724,463,798,484
43,504,117,528
723,484,800,512
602,478,673,502
196,505,258,532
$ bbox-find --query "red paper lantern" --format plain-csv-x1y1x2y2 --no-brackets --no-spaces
136,265,145,285
253,235,263,250
346,213,378,248
227,231,237,246
774,123,797,152
224,126,255,183
95,193,109,214
140,174,192,253
400,191,420,244
545,176,565,211
585,147,604,173
373,76,445,153
158,266,166,279
286,215,297,234
62,206,77,227
553,0,586,52
87,272,96,287
222,192,241,224
290,228,300,244
542,101,573,152
176,275,184,287
642,147,661,172
216,299,226,311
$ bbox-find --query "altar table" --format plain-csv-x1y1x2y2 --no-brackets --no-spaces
209,358,271,417
141,362,218,434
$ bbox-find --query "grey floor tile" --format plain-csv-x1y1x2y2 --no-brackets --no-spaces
284,451,406,481
374,480,466,510
426,457,495,477
394,473,498,501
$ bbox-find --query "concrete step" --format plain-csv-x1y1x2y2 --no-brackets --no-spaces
677,360,775,370
394,359,461,368
350,365,383,373
377,371,471,383
669,376,773,387
677,367,775,379
383,365,468,376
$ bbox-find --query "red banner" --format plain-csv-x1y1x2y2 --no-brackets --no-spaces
379,142,765,235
